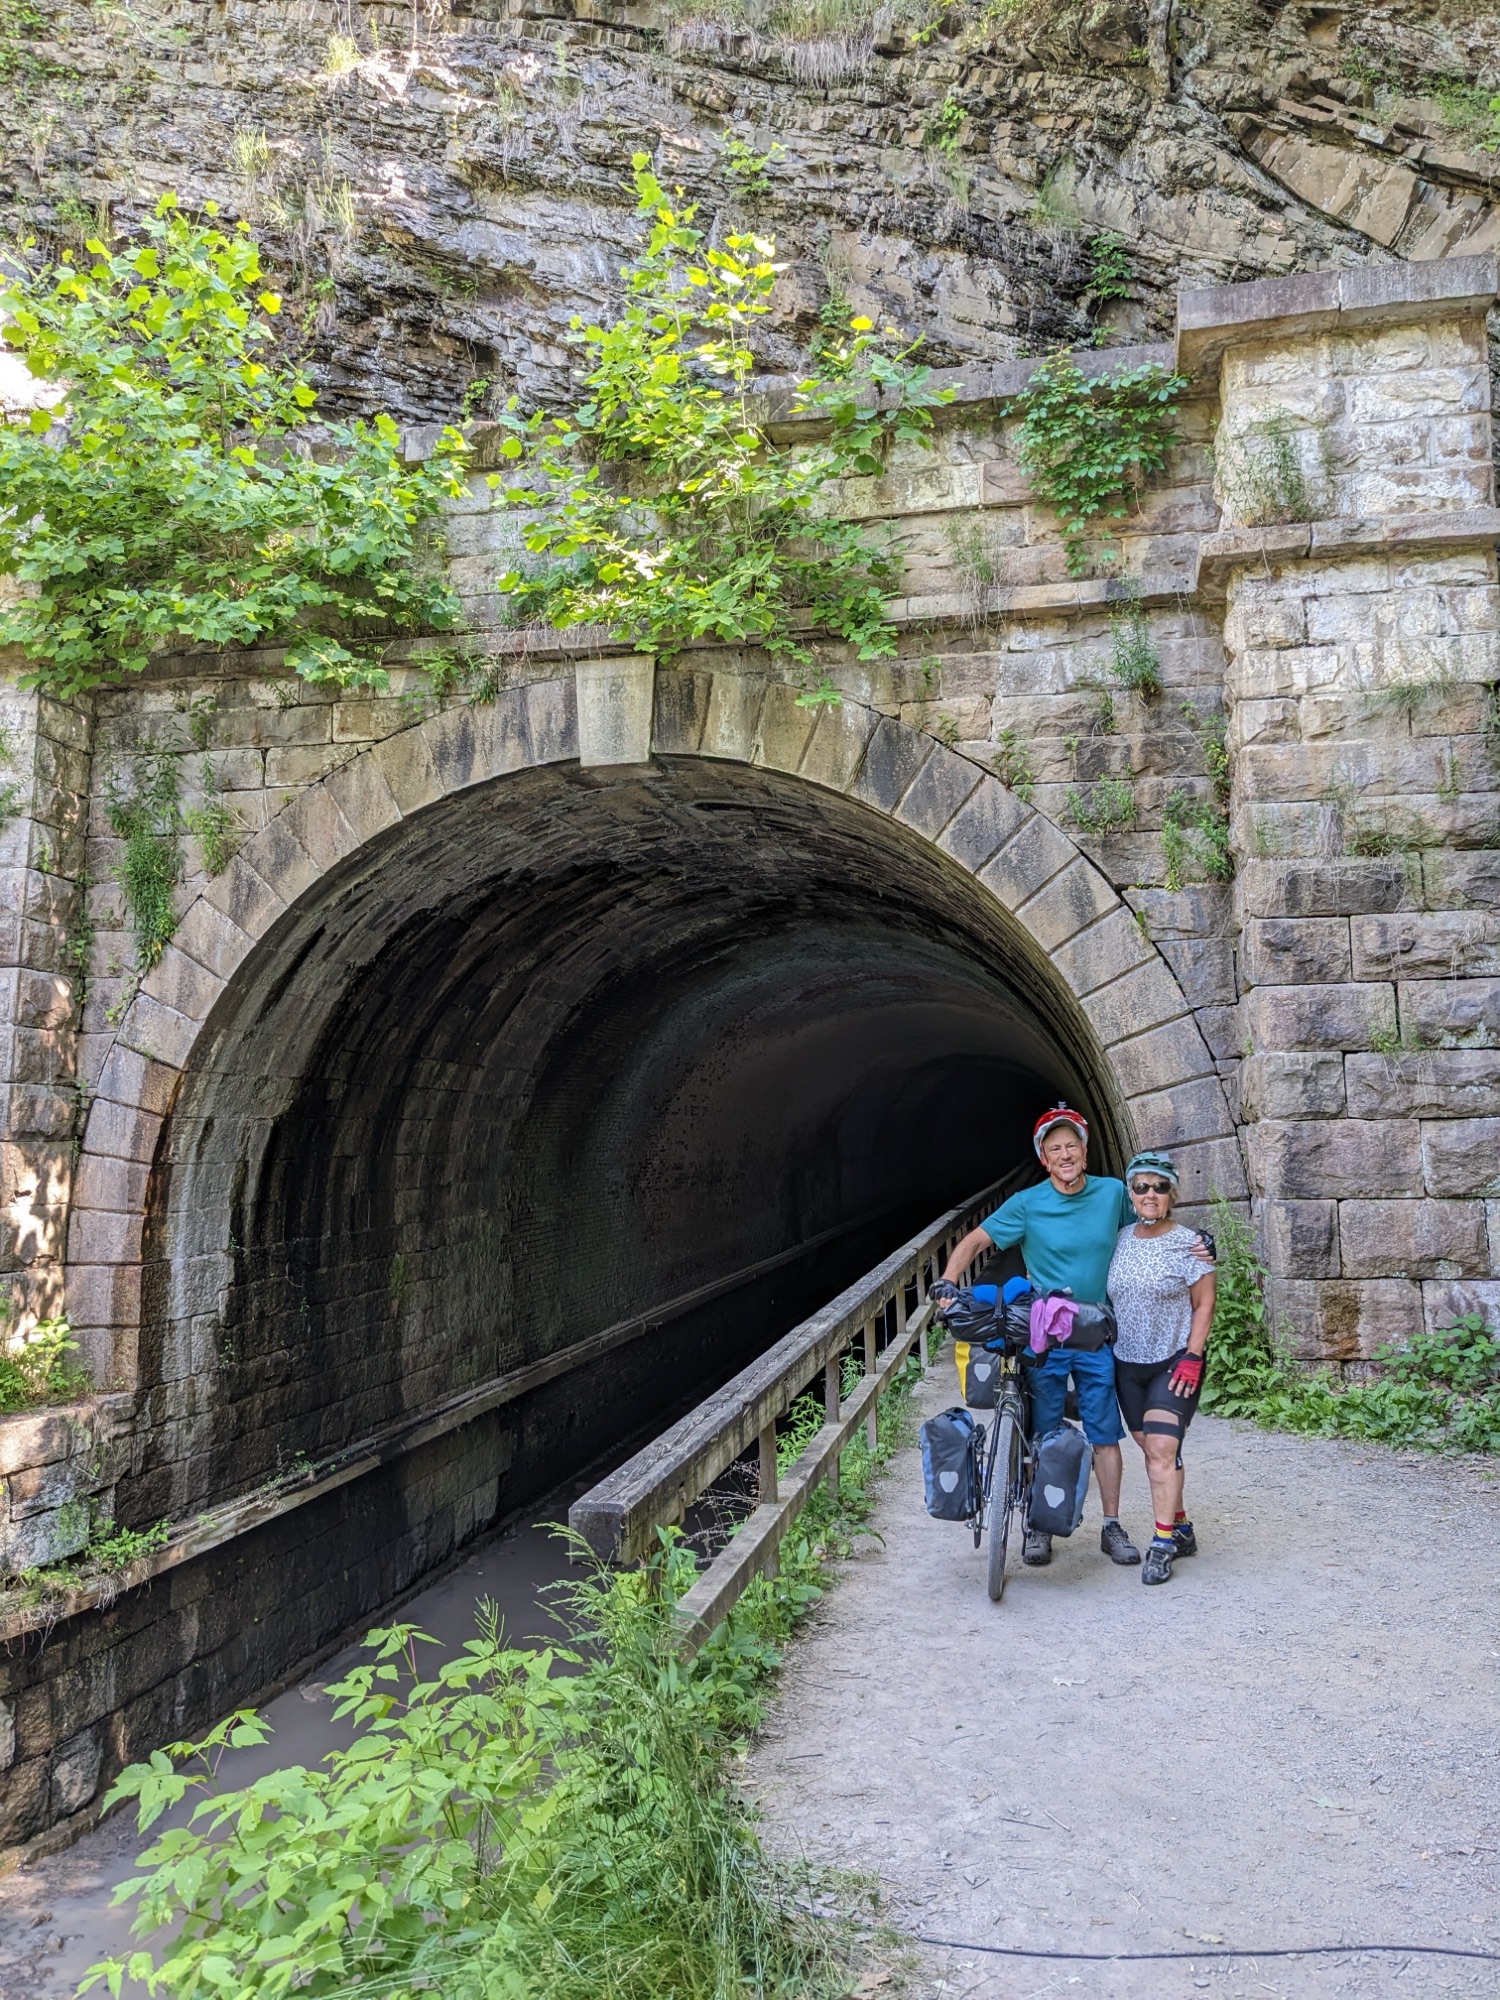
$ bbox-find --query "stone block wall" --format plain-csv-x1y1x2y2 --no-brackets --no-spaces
0,249,1498,1859
1206,262,1500,1359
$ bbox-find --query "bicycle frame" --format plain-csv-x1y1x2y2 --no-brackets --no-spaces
972,1346,1034,1545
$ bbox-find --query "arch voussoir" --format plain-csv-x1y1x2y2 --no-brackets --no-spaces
1051,908,1157,999
65,671,1241,1385
700,671,768,762
893,740,983,842
751,681,819,775
850,714,934,816
1014,855,1120,955
934,774,1028,876
796,694,878,794
975,813,1074,913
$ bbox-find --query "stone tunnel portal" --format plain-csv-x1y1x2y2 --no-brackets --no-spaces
130,753,1122,1541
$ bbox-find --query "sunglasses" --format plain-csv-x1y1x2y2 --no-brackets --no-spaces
1131,1180,1173,1195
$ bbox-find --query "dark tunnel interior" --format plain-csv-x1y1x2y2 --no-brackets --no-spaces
132,755,1125,1527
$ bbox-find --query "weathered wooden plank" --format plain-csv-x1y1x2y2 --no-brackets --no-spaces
671,1309,929,1654
569,1178,1011,1563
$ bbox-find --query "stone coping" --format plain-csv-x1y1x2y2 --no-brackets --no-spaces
103,496,1500,690
1197,503,1500,594
1176,254,1499,388
474,565,1200,659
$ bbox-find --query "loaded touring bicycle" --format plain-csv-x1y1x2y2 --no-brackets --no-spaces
920,1286,1095,1600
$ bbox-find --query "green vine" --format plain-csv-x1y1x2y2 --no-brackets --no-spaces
1009,351,1185,577
491,156,953,694
0,195,471,698
106,745,182,971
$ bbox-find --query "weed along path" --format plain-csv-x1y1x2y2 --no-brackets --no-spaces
0,1509,575,2000
744,1372,1500,2000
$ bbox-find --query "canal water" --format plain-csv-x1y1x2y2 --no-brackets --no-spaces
0,1491,582,2000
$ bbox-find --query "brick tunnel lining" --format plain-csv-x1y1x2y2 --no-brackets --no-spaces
129,755,1126,1527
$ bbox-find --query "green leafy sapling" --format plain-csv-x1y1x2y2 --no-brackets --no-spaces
488,156,953,693
1086,231,1132,303
0,195,471,697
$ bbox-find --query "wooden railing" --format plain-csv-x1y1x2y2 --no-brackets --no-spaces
569,1170,1029,1654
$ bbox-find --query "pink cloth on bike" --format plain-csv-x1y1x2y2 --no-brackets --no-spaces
1029,1293,1078,1355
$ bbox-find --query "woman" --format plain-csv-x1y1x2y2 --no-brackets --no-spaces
1107,1150,1215,1587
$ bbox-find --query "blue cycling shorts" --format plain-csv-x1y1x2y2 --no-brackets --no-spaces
1023,1344,1124,1447
968,1286,1124,1446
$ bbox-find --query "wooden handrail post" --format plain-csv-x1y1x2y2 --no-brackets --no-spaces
758,1422,778,1506
864,1315,879,1451
825,1351,841,1496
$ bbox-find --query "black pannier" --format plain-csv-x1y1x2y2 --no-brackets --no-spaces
1027,1422,1093,1536
920,1406,982,1521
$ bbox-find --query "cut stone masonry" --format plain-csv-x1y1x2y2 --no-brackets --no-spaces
0,249,1498,1859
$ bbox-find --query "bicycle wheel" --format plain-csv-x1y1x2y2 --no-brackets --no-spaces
985,1404,1022,1601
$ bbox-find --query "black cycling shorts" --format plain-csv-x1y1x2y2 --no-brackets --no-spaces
1114,1350,1203,1443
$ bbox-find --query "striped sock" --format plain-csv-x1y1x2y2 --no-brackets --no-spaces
1174,1515,1193,1538
1152,1521,1176,1545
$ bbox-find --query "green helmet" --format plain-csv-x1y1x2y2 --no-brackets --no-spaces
1125,1150,1179,1187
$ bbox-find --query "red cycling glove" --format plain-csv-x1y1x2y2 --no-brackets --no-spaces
1169,1351,1204,1398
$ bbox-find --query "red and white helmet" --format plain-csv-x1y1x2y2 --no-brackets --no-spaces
1032,1102,1089,1158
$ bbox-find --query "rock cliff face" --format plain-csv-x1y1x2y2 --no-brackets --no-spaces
3,0,1497,422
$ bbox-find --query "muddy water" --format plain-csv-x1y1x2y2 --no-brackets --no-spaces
0,1495,582,2000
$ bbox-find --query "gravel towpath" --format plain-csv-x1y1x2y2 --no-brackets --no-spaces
742,1370,1500,2000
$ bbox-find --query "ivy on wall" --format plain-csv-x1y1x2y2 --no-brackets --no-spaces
490,156,953,694
1008,351,1185,577
0,196,471,697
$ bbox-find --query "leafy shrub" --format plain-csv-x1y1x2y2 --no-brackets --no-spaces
183,760,245,878
924,95,968,154
1161,785,1231,890
0,1315,89,1416
1201,1198,1500,1453
0,196,470,697
83,1339,931,1998
721,132,784,196
491,156,951,695
1087,231,1132,303
1009,351,1184,576
992,727,1036,803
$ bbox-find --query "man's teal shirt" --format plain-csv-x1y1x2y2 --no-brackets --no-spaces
980,1176,1134,1304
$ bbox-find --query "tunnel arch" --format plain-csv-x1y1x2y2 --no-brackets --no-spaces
68,674,1242,1521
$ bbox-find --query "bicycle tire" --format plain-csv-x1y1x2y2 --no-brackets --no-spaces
986,1406,1021,1601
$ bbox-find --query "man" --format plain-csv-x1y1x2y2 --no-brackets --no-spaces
936,1104,1200,1569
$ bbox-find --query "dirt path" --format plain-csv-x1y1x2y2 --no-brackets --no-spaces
743,1371,1500,2000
